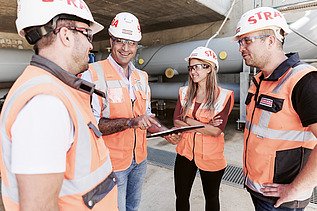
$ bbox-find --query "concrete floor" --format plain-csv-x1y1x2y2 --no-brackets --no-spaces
140,121,317,211
0,108,316,210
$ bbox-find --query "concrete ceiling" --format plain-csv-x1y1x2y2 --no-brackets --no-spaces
0,0,226,41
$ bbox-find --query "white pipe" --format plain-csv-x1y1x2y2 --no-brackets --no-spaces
137,9,317,76
0,49,33,83
137,37,242,75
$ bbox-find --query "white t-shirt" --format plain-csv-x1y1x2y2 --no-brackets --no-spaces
81,56,152,123
11,95,74,174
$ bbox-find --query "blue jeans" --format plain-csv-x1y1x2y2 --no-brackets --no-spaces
251,195,304,211
115,159,147,211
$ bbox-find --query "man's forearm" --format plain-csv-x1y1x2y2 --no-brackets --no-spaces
98,117,131,135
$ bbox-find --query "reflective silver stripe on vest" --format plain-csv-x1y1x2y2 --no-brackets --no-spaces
60,153,112,196
259,64,310,128
246,120,317,142
135,71,147,92
273,64,310,94
180,86,188,107
247,64,317,142
137,72,151,112
107,80,125,88
91,62,110,118
1,75,111,202
245,175,264,194
213,88,230,113
0,76,56,202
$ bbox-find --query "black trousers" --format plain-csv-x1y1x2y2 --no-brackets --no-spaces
174,154,225,211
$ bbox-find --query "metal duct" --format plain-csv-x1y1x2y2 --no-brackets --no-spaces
0,49,33,83
284,10,317,58
150,82,240,103
136,9,317,76
137,37,242,75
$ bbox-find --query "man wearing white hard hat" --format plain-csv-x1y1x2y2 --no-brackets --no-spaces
0,0,118,210
235,6,317,210
173,46,234,211
81,12,180,211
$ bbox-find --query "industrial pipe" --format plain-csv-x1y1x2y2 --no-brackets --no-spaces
0,49,33,83
136,37,242,75
136,9,317,76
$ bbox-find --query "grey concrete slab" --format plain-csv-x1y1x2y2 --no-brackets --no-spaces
142,127,317,211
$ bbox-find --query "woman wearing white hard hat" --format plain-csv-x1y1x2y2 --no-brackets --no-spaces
173,46,234,211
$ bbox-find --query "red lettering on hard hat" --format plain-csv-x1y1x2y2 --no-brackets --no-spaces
264,12,273,20
66,0,89,12
248,10,283,24
111,19,119,27
42,0,89,13
205,51,217,60
79,0,87,10
255,12,263,20
248,16,257,24
274,11,282,18
67,0,78,7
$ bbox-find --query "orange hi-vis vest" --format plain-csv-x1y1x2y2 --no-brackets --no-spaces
88,60,149,171
176,86,234,171
244,63,317,207
0,61,118,210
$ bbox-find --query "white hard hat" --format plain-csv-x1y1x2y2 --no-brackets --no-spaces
108,12,142,42
16,0,104,37
234,7,291,42
185,46,219,72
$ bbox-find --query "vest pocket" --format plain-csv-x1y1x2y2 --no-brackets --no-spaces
82,172,117,209
256,94,284,113
108,88,124,103
202,137,223,160
273,147,312,184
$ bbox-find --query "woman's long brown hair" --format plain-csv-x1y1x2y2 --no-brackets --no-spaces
181,59,219,120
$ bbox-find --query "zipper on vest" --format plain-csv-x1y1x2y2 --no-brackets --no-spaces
131,99,137,159
192,132,196,159
133,128,137,159
244,77,263,186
